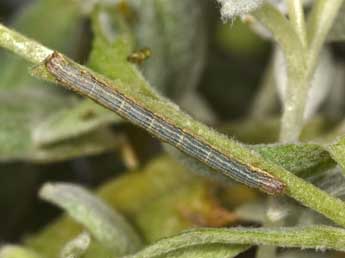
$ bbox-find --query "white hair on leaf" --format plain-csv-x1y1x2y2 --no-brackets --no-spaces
216,0,264,20
217,0,312,21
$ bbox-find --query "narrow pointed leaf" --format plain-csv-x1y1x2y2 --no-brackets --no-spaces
39,183,143,256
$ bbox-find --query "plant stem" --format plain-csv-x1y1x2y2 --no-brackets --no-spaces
307,0,344,75
0,23,52,64
279,66,309,143
253,4,304,63
281,0,344,143
253,4,307,143
284,0,344,142
287,0,307,47
254,1,343,142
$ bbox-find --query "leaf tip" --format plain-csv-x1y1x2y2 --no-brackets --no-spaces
216,0,264,20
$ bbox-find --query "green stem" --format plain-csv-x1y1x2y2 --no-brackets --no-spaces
253,4,308,142
2,23,345,228
0,23,52,64
281,0,344,142
287,0,307,47
126,226,345,258
254,0,343,142
279,67,309,143
307,0,344,73
253,4,305,63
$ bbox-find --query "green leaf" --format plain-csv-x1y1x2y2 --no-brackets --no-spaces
33,99,122,146
0,246,41,258
328,135,345,173
0,0,82,89
126,226,345,258
60,232,91,258
0,88,67,160
39,4,160,143
39,183,143,256
216,0,264,19
132,0,207,99
254,143,335,177
274,47,336,121
32,128,119,163
0,1,119,161
85,6,160,131
0,89,119,162
88,7,158,99
25,156,220,258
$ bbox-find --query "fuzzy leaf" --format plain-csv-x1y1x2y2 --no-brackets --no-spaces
25,156,223,258
274,47,336,121
328,136,345,173
0,0,82,90
32,128,119,163
253,143,335,177
86,6,160,132
0,0,119,161
132,0,207,99
33,100,121,146
88,7,158,99
217,0,264,19
60,232,91,258
0,89,119,162
39,183,143,256
0,246,41,258
126,226,345,258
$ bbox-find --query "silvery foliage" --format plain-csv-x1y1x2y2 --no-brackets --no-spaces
216,0,264,20
242,0,313,38
217,0,313,20
274,47,336,121
216,0,336,121
60,232,91,258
